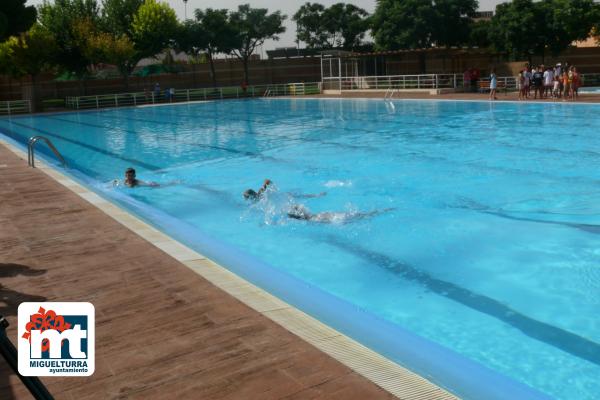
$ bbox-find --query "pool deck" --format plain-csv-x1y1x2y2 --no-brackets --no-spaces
0,141,458,399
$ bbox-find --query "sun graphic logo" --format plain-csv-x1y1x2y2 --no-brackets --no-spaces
18,302,95,376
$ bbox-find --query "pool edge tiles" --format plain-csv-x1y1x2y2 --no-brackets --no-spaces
0,138,457,400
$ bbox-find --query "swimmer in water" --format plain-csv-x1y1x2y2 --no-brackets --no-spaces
123,167,160,188
286,204,394,224
243,179,326,201
243,179,272,200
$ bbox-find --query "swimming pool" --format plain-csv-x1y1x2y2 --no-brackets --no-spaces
1,98,599,399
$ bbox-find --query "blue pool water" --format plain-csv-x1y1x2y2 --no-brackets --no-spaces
2,99,599,399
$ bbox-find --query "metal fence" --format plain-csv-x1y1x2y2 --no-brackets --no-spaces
0,100,31,115
580,73,600,86
324,73,600,93
323,74,468,91
65,82,321,110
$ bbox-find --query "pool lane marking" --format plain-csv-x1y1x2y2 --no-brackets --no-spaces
40,114,290,164
39,108,600,187
2,120,162,171
144,100,600,156
130,106,382,152
8,115,596,235
325,235,600,367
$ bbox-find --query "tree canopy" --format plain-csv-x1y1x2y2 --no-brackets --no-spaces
0,0,37,41
0,24,57,78
372,0,477,50
229,4,286,84
293,2,370,50
293,3,328,48
177,8,238,87
100,0,143,37
131,0,178,59
432,0,478,48
38,0,100,78
488,0,599,61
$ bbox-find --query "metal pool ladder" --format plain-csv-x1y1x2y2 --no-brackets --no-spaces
27,136,67,168
384,88,396,100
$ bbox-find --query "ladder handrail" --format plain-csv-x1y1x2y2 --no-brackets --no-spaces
28,136,67,168
384,88,396,100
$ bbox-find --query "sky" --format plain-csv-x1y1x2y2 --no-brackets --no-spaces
26,0,506,53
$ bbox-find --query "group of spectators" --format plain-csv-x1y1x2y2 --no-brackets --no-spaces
465,63,584,101
517,63,582,101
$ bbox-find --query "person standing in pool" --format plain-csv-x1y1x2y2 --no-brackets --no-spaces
123,167,159,188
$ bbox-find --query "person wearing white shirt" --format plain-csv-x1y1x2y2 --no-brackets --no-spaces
543,68,554,98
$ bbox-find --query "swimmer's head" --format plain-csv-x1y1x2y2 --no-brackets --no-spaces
243,189,258,201
125,167,136,178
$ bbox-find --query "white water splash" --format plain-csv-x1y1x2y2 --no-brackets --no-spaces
324,180,353,188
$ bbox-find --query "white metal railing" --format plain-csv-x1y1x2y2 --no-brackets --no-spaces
322,74,465,91
477,76,518,90
65,82,322,110
580,73,600,87
322,74,529,92
0,100,31,115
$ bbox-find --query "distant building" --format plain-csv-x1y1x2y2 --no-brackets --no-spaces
573,36,598,48
267,47,321,59
473,11,494,21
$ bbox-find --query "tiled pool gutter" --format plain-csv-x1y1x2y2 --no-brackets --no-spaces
1,123,551,400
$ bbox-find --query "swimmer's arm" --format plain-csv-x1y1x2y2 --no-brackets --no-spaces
135,180,160,187
292,191,327,199
257,179,272,195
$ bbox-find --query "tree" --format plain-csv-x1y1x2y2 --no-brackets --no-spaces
293,2,370,50
131,0,179,60
229,4,286,85
468,19,492,49
178,9,237,88
323,3,370,50
488,0,598,62
100,0,143,37
488,0,540,61
97,0,143,88
293,3,328,48
540,0,598,57
432,0,477,47
372,0,477,50
0,24,58,111
372,0,438,50
87,32,136,86
38,0,101,78
0,0,37,41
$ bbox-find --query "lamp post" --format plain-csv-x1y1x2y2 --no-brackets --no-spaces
183,0,188,20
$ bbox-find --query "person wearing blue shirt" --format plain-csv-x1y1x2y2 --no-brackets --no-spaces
489,68,497,100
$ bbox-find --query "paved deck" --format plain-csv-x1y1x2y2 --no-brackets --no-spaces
0,144,398,399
